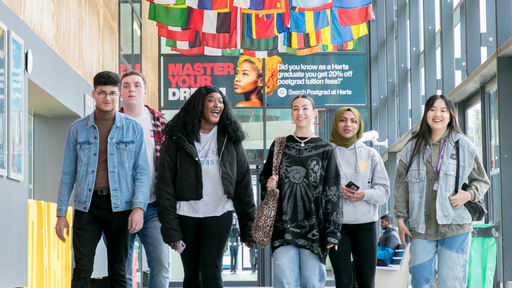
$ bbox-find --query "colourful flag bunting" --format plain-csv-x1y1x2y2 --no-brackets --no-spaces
285,45,320,55
351,22,368,39
186,0,231,10
243,48,279,58
289,10,329,33
291,2,333,11
157,24,196,41
204,47,241,56
330,7,354,44
336,4,373,26
342,39,358,49
245,13,286,38
239,0,287,13
291,0,332,10
202,29,239,49
241,15,279,50
148,3,189,27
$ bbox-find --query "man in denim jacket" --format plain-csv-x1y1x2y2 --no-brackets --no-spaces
55,71,150,287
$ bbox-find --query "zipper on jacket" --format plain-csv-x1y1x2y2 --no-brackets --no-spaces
219,135,228,200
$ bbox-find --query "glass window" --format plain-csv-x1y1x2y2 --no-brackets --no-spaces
486,88,500,223
120,0,142,73
28,113,33,199
465,102,483,158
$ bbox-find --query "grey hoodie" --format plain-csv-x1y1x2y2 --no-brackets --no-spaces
332,140,390,224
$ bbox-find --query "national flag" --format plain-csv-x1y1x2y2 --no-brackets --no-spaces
188,9,237,33
330,8,354,44
291,2,333,11
186,0,232,10
285,45,320,55
333,0,371,9
289,10,329,33
336,4,373,26
243,48,279,58
148,3,189,27
146,0,185,4
245,13,286,38
204,47,241,56
240,0,287,13
284,24,332,48
241,15,279,51
171,46,205,55
291,0,333,11
157,24,196,41
342,39,358,50
166,31,202,49
321,44,339,51
351,22,368,39
202,29,239,49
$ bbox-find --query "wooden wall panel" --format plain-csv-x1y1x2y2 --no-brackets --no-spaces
141,0,159,110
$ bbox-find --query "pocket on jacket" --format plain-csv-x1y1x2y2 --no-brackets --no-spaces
406,170,425,195
77,141,91,165
116,140,135,164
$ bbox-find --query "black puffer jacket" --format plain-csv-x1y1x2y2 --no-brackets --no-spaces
156,128,256,244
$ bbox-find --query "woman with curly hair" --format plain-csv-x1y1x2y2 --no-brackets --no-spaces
156,86,256,288
234,55,282,107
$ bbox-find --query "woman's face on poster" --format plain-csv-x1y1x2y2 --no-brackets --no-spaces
234,61,262,94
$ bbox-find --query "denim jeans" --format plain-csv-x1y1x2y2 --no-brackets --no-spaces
273,245,326,288
409,232,471,288
126,203,170,288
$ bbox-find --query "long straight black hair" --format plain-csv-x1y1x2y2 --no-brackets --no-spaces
405,95,462,172
164,86,246,144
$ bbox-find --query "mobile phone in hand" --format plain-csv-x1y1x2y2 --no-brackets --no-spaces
346,181,360,191
176,240,186,254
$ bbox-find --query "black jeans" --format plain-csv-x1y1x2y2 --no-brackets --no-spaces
329,221,378,288
178,211,233,288
71,193,131,288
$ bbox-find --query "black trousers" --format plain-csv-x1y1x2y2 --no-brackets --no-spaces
71,193,131,288
329,221,378,288
178,211,233,288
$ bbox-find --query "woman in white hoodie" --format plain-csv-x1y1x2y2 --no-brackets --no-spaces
328,106,390,288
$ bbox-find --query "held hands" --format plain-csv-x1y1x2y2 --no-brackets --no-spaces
267,175,279,189
448,189,471,209
397,218,412,246
55,216,70,243
341,184,365,202
128,207,144,233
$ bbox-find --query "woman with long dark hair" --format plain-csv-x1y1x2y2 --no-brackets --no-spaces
156,86,256,288
394,95,490,287
328,106,390,288
259,95,343,288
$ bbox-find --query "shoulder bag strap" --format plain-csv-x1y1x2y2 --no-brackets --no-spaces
272,136,286,176
454,140,459,194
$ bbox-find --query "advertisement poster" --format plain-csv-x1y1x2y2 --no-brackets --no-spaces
8,31,23,181
161,53,366,110
0,22,7,176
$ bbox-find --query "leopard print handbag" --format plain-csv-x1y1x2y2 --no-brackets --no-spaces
252,136,286,247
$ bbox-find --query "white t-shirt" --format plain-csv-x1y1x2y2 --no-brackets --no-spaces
177,125,234,217
132,107,157,202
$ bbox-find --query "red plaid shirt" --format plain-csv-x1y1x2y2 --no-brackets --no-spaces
120,105,167,171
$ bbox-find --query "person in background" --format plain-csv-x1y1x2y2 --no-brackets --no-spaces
376,214,400,266
55,71,150,287
259,95,343,288
394,95,490,288
119,70,170,288
229,223,240,273
328,106,390,288
156,86,256,288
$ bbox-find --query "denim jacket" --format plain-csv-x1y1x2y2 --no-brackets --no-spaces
398,132,475,233
57,111,150,216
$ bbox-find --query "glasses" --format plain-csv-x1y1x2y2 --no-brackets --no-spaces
97,91,119,99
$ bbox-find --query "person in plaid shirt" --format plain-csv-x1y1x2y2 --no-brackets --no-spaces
120,70,169,288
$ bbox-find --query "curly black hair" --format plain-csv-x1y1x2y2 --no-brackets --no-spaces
164,86,246,144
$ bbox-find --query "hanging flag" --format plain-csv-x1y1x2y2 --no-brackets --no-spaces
186,0,231,10
148,3,189,27
285,45,320,56
351,22,368,39
157,24,196,41
330,7,354,44
202,29,239,49
188,9,236,33
239,0,287,13
166,31,202,49
290,0,333,11
284,23,332,48
321,44,339,51
336,4,373,26
241,15,279,51
289,9,329,33
342,39,358,50
243,48,279,58
332,0,371,9
245,13,286,38
146,0,185,4
204,47,241,56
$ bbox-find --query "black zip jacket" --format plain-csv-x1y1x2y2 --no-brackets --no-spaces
156,128,256,244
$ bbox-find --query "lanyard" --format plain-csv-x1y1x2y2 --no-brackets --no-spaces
425,139,447,174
